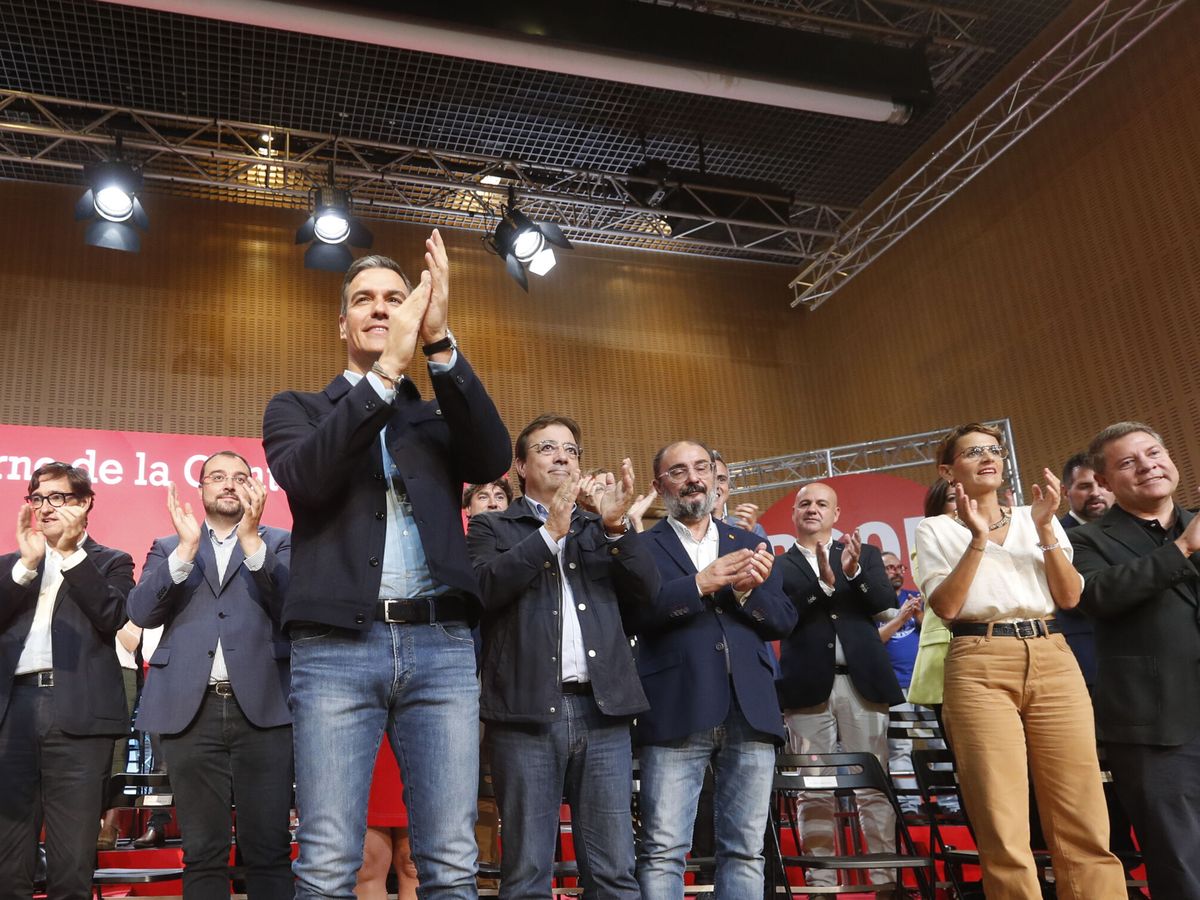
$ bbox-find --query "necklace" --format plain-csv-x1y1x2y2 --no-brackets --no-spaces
954,507,1011,532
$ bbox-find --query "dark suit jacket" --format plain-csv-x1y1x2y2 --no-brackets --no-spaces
631,517,797,745
1057,511,1098,685
1071,503,1200,746
0,538,134,736
262,355,511,630
127,526,292,734
776,541,903,709
466,500,658,723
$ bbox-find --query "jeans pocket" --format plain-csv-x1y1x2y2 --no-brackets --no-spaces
435,622,476,646
290,623,335,644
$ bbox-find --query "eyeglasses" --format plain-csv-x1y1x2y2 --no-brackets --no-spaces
660,460,713,483
529,440,582,460
25,492,80,508
954,444,1009,462
201,473,252,485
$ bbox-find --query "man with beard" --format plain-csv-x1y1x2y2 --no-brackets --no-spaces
711,451,767,538
776,482,902,890
631,440,796,900
877,552,924,815
0,462,134,899
463,479,512,518
127,451,293,899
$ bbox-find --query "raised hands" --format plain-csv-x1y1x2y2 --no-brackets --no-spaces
376,269,432,379
167,482,202,562
1030,467,1062,530
627,486,658,533
545,472,581,542
731,502,761,532
419,229,450,351
52,502,88,555
234,476,269,557
732,542,776,594
697,542,775,597
839,528,863,578
953,481,991,539
815,540,837,589
16,504,46,570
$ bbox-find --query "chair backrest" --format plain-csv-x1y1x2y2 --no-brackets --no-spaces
773,752,897,800
105,772,173,810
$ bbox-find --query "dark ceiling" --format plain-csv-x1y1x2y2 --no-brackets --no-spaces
0,0,1070,265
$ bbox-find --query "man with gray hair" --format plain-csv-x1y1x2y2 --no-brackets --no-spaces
1070,421,1200,900
263,233,511,899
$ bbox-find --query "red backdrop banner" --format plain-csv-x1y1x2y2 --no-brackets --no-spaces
0,423,293,575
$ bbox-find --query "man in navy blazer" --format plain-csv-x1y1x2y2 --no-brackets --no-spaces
775,482,902,888
0,461,134,900
262,237,510,899
127,451,292,899
631,440,796,900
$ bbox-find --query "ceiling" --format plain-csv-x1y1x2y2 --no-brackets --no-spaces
0,0,1071,268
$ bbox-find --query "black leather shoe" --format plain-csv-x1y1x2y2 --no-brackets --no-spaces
132,826,165,848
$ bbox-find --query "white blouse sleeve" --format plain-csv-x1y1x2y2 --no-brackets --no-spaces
915,517,953,598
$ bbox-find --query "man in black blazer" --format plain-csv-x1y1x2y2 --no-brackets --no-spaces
0,461,134,900
631,440,796,900
262,236,510,899
1071,422,1200,900
127,451,293,899
467,414,658,899
776,482,902,888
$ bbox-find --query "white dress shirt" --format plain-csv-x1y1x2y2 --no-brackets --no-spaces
11,534,90,674
527,497,590,683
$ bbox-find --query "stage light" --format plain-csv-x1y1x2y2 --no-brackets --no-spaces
485,199,572,291
295,183,373,272
75,159,148,252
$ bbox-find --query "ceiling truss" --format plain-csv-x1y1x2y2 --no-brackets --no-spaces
789,0,1185,310
0,90,854,264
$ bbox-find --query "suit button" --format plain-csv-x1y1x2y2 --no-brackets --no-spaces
577,603,586,611
568,562,577,570
808,596,816,603
365,400,377,411
552,610,558,616
369,557,379,566
355,614,365,624
436,407,443,414
374,473,384,481
715,642,726,651
376,511,385,520
827,643,834,649
549,706,556,713
218,612,227,618
831,613,838,620
551,655,556,662
716,608,724,615
597,699,605,708
208,650,215,658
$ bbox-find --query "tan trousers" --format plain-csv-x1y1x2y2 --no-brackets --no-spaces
942,631,1126,900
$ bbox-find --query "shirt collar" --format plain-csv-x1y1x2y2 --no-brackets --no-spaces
525,495,576,523
205,519,240,543
667,515,717,546
47,531,88,560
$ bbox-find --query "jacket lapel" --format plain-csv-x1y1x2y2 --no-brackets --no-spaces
219,533,249,592
1101,506,1160,558
196,530,222,596
650,518,700,576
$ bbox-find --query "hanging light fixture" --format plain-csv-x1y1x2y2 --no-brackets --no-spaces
295,162,373,272
485,190,573,291
75,142,148,252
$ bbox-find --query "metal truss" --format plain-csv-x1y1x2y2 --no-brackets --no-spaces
640,0,994,88
0,90,854,264
727,418,1024,504
790,0,1185,309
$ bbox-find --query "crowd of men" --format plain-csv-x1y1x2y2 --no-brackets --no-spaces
2,233,1199,900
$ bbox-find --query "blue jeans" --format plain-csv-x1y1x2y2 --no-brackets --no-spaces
289,620,480,899
488,694,638,899
636,702,777,900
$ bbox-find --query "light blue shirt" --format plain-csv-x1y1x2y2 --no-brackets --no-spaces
344,354,457,600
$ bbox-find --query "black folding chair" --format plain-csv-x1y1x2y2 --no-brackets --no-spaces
92,773,183,898
768,752,936,898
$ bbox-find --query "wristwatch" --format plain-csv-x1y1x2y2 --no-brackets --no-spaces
422,330,457,357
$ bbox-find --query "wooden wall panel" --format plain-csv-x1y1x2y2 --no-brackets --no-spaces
789,0,1200,499
0,181,815,490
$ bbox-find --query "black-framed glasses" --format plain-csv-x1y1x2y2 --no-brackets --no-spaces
661,460,713,483
25,492,79,509
201,473,252,485
954,444,1009,462
529,440,582,460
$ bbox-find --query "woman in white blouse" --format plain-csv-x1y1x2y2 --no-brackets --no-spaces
914,423,1124,900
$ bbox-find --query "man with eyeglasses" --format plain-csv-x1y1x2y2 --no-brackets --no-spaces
466,414,658,898
0,461,134,899
630,440,795,900
126,450,293,899
876,551,924,816
262,241,510,899
776,482,902,890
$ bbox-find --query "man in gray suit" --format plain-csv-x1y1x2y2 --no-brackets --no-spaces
128,451,292,900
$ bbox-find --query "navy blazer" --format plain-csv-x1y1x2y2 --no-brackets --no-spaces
1071,504,1200,746
467,500,658,723
262,354,511,630
1056,511,1098,685
775,541,904,709
0,538,134,737
631,518,797,745
127,526,292,734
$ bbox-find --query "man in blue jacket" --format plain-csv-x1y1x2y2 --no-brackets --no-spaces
127,451,292,899
467,414,658,899
632,440,796,900
262,234,511,899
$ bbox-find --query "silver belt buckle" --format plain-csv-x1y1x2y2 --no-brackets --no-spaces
381,599,404,623
37,670,55,687
1013,619,1040,639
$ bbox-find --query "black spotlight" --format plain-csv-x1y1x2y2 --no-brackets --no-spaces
75,160,148,252
295,184,373,272
485,201,573,291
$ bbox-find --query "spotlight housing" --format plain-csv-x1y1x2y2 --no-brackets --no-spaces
75,160,148,252
486,203,573,291
295,184,374,272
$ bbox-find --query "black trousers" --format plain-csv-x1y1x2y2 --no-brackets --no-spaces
1107,732,1200,900
161,689,294,900
0,682,113,900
